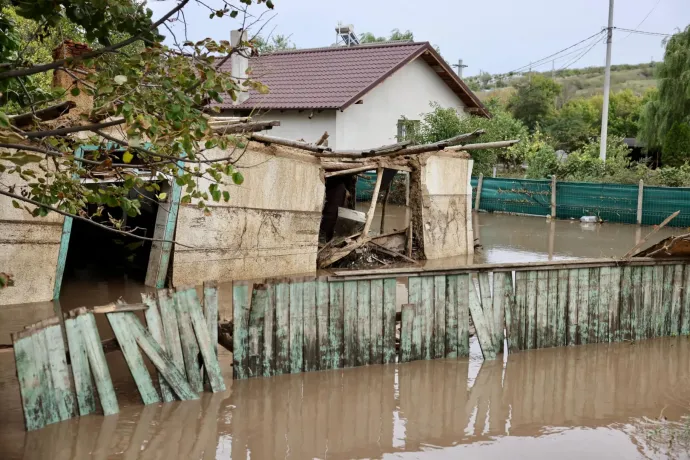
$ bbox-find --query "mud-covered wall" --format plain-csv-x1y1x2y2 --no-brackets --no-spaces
410,152,474,259
172,142,325,320
0,153,63,306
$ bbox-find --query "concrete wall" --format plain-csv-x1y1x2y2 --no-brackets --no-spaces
412,152,474,260
0,155,63,306
335,57,467,150
172,142,324,316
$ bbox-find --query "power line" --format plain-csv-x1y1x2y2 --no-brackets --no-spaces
506,30,606,74
558,38,602,71
632,0,662,30
613,27,671,37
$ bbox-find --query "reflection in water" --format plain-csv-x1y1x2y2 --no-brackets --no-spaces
6,337,690,459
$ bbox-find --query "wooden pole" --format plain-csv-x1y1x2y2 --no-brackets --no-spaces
474,173,483,211
637,179,644,225
405,172,412,258
446,139,520,151
325,165,377,178
623,210,680,259
551,175,557,218
360,168,384,240
379,183,392,234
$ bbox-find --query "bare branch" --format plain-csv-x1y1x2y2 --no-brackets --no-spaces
25,118,125,138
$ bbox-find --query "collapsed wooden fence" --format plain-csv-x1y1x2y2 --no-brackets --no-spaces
233,258,690,380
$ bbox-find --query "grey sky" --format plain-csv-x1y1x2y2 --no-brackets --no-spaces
149,0,690,77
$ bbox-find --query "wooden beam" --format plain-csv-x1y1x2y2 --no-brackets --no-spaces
315,131,329,146
379,184,392,234
210,120,279,134
92,303,148,314
250,133,331,153
9,101,77,127
623,211,680,259
447,139,520,151
325,165,377,178
360,168,384,239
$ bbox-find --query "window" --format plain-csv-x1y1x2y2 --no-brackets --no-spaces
397,119,420,142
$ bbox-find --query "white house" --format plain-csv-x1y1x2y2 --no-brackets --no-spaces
218,36,489,149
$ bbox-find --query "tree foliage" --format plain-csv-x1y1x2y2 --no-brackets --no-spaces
0,0,275,243
507,74,561,131
252,34,295,54
359,28,413,43
662,121,690,167
639,25,690,149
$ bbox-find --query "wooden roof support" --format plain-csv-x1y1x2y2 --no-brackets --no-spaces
250,133,331,153
447,139,520,151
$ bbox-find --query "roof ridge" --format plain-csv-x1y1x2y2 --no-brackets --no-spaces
261,41,428,56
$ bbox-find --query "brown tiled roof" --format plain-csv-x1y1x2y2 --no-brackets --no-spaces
218,41,489,116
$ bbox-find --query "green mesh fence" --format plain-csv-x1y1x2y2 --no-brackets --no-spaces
473,177,690,228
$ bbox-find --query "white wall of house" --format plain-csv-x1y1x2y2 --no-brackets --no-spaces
252,110,337,146
335,57,467,150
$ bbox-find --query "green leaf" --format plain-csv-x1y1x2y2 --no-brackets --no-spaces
0,112,10,128
181,195,192,204
158,192,167,201
122,151,134,164
114,75,128,85
12,200,21,209
232,171,244,185
71,87,81,96
100,85,114,95
223,191,230,202
230,10,239,18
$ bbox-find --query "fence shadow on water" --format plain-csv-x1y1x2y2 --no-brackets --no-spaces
17,337,690,459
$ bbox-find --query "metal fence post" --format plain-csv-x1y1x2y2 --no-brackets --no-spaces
637,179,644,225
474,173,483,211
551,175,557,218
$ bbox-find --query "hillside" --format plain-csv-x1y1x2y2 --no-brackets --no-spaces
468,62,657,104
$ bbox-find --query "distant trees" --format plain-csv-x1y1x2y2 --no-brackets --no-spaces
507,75,561,131
358,29,414,43
252,34,296,54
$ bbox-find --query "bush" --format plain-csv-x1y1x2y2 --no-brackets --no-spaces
662,122,690,167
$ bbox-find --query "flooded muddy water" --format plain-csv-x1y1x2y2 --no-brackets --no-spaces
2,213,690,458
2,337,690,459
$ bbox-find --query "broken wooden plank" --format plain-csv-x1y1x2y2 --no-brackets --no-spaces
44,323,75,422
512,272,527,352
670,265,684,336
185,289,226,391
203,281,219,356
445,275,459,358
468,277,496,360
382,278,397,364
652,266,664,337
328,281,345,369
122,313,199,400
303,280,318,372
157,289,185,380
370,279,384,365
343,280,358,367
64,315,96,417
176,288,203,390
641,266,654,339
631,267,644,340
608,267,622,342
92,303,148,314
400,304,415,363
619,266,633,341
12,332,46,430
107,312,161,405
275,281,291,375
682,266,690,336
289,280,304,374
597,267,610,343
546,270,558,347
32,326,59,426
492,272,510,354
624,210,680,259
661,265,674,337
142,293,175,402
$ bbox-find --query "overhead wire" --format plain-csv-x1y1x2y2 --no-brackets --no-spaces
613,27,671,37
557,36,603,71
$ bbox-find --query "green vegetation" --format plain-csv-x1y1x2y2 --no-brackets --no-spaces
359,29,414,44
252,34,296,54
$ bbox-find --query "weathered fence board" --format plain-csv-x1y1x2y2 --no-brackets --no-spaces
382,278,397,363
142,293,175,402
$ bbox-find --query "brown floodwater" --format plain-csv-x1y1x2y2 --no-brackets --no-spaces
2,212,690,458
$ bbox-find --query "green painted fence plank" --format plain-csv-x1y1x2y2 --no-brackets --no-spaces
412,315,423,361
142,293,175,402
356,280,371,366
203,281,219,356
468,276,496,360
642,266,654,339
13,334,46,431
77,311,118,415
526,271,538,349
535,270,549,349
123,312,199,400
382,278,397,364
420,276,434,360
556,270,568,347
682,266,690,336
445,275,459,358
157,289,185,379
670,265,684,336
588,268,600,343
661,265,674,336
652,266,664,337
513,271,528,351
289,280,304,374
343,280,358,368
328,281,344,369
477,273,495,351
33,327,59,425
45,323,76,422
247,284,265,379
316,278,330,370
491,272,507,355
546,270,558,348
567,270,579,346
233,282,251,380
577,268,590,345
275,281,291,375
370,279,384,365
457,274,470,357
631,267,643,340
263,283,276,377
408,276,421,360
433,275,446,359
400,304,414,363
176,288,203,390
597,267,611,343
608,267,622,343
107,312,161,405
64,317,96,416
619,267,633,342
303,280,318,372
185,289,226,391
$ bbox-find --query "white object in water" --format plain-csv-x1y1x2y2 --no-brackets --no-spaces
580,216,598,223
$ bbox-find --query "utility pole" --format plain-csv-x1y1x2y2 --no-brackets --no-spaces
599,0,615,162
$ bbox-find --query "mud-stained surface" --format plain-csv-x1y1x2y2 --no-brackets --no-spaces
2,338,690,459
2,213,690,458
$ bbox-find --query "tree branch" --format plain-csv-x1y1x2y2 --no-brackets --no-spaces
9,101,77,127
0,0,191,80
0,188,189,247
24,118,125,138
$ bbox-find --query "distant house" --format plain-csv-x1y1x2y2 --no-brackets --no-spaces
218,37,489,150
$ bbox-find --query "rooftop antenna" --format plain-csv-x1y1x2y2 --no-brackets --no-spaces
335,22,359,47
